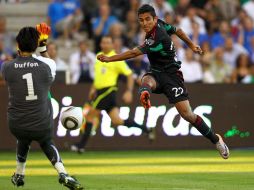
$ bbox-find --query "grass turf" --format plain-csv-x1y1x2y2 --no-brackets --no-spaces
0,150,253,190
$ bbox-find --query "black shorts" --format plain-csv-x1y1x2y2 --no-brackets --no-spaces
9,127,53,145
143,70,189,104
91,87,117,113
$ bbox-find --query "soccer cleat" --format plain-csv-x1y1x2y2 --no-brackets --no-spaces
140,91,151,109
215,134,230,159
70,145,85,154
11,173,25,187
59,173,84,190
147,128,156,141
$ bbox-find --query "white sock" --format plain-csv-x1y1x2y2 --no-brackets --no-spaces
54,162,67,174
16,161,26,175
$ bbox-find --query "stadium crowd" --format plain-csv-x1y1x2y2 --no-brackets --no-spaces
1,0,254,84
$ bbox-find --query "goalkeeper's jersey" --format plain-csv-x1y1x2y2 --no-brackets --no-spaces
1,54,56,131
93,50,132,89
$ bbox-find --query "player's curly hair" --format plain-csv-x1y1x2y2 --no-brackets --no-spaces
16,27,40,52
138,4,156,17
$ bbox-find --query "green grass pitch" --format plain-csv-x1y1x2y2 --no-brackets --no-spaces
0,150,253,190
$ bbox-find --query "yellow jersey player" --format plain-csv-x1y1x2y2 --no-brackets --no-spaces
71,36,154,153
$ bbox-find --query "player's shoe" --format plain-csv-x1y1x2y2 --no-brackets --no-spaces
70,145,85,154
147,128,156,141
140,90,151,109
11,173,25,187
215,134,229,159
59,173,84,190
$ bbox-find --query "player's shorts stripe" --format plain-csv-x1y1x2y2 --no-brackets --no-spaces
92,87,117,109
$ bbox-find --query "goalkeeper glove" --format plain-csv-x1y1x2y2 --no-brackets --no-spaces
35,23,51,53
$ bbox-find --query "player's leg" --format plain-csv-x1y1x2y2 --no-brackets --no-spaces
139,74,157,109
175,100,229,159
38,129,84,189
71,108,101,152
9,128,31,187
11,138,31,186
109,107,155,140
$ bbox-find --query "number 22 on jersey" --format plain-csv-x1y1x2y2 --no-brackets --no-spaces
22,73,38,100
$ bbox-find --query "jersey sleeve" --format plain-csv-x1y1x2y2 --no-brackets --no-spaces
137,42,150,54
33,55,56,81
116,60,132,76
160,19,176,35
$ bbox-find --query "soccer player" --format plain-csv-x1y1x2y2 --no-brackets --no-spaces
97,4,230,159
71,36,154,153
1,23,84,189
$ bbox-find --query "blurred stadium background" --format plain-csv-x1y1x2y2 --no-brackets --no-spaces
0,0,254,189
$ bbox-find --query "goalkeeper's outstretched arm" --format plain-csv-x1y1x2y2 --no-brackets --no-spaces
35,22,51,58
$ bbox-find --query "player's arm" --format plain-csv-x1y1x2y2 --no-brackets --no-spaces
36,23,51,58
175,28,203,55
97,48,143,62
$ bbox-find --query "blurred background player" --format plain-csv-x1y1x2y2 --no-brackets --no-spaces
97,4,229,159
0,23,83,190
71,35,154,153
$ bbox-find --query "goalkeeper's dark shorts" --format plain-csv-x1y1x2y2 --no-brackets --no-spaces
9,127,53,145
142,70,189,104
91,86,118,113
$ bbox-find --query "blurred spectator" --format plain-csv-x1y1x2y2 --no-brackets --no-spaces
127,0,140,12
92,3,118,52
0,37,12,84
47,41,69,71
231,54,251,83
113,37,128,54
208,47,232,83
205,9,220,35
179,6,206,36
189,21,209,47
210,21,231,49
249,36,254,63
63,0,84,39
242,0,254,21
124,10,140,48
109,22,127,46
69,40,95,84
0,15,15,56
242,64,254,83
223,36,248,68
175,0,190,21
231,8,248,39
238,17,254,55
47,0,83,45
180,49,203,83
164,11,174,25
151,0,174,20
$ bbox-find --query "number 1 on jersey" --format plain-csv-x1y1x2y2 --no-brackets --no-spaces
22,73,38,100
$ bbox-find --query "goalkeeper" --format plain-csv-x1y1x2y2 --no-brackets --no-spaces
1,23,84,190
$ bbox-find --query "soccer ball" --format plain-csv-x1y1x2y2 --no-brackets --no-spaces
60,106,83,130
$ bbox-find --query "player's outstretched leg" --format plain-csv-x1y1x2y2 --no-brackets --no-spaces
39,139,84,189
175,100,229,159
215,134,230,159
59,173,84,190
139,74,157,109
140,90,151,109
11,173,25,187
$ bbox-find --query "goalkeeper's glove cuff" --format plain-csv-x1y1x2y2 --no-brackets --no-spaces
37,46,47,53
